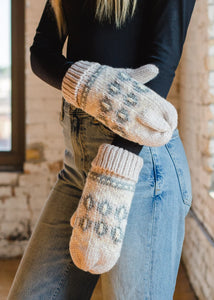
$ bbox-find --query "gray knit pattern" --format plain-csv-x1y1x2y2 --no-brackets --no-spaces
69,143,143,274
88,171,135,192
62,60,178,147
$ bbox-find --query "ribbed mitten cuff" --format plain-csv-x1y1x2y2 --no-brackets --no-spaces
62,60,100,106
91,144,144,182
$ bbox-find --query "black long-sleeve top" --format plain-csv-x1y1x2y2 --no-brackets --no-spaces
30,0,196,154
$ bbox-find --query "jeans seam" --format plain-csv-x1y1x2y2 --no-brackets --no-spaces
165,143,191,207
72,114,85,170
51,261,74,300
80,127,88,172
149,147,157,197
147,196,157,300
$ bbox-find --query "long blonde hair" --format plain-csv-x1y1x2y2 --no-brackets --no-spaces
51,0,137,37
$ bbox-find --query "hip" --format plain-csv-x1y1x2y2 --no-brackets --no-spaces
58,98,192,216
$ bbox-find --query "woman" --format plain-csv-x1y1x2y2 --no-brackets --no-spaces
8,0,196,299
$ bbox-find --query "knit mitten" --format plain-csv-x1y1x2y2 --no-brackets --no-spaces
62,60,177,147
69,143,144,274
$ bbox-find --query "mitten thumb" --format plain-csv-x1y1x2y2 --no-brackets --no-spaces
126,64,159,84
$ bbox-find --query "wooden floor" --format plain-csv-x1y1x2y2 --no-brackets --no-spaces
0,258,197,299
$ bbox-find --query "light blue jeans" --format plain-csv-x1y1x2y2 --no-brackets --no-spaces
8,98,193,300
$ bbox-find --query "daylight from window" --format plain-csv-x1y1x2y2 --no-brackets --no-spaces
0,1,11,151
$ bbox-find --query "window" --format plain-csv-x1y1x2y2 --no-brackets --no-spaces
0,0,25,171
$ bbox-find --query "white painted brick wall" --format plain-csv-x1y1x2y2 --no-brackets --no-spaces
180,0,214,299
0,0,64,257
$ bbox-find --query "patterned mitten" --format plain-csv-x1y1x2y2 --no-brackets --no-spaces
69,143,143,274
62,60,177,147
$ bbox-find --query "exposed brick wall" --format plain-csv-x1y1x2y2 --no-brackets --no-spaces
0,0,64,257
180,0,214,299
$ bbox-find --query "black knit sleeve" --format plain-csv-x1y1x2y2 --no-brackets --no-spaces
112,0,196,153
143,0,196,98
30,0,73,90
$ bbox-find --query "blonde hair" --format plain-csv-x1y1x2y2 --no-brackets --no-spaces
51,0,67,37
95,0,137,27
51,0,137,38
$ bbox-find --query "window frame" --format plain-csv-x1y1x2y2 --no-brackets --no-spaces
0,0,25,171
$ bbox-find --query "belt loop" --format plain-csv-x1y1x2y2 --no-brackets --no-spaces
60,97,65,121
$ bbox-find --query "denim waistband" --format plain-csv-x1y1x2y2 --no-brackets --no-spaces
61,97,179,139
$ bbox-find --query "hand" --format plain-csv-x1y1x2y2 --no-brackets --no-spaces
68,143,143,274
119,64,177,132
62,60,177,146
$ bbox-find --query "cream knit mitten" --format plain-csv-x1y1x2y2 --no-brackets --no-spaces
69,143,143,274
62,60,177,147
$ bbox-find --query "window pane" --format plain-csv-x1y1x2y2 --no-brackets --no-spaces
0,0,11,151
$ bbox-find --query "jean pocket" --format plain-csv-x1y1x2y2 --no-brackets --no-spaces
90,117,116,138
165,135,192,208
